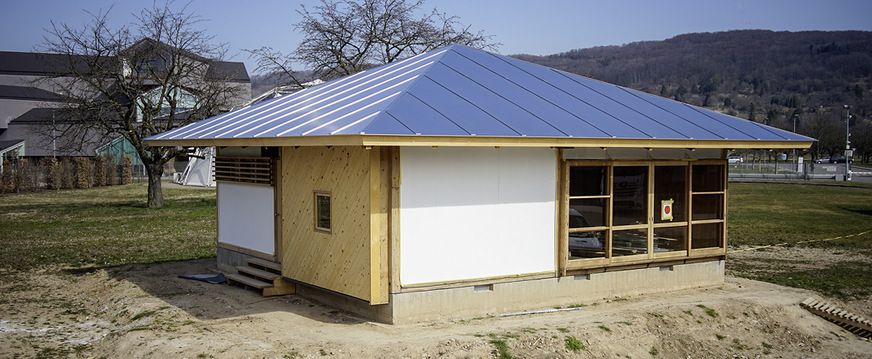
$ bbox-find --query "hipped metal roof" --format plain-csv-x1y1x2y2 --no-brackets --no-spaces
147,44,814,149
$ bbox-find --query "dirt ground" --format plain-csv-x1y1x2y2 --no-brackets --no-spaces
2,257,872,359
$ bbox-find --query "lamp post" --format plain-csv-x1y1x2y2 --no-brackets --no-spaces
792,114,797,166
844,105,852,181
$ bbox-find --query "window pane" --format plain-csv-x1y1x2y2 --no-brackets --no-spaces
692,165,724,192
316,194,331,230
612,228,648,256
570,198,607,228
569,230,607,259
692,223,723,249
654,166,687,223
654,226,687,253
692,194,723,220
569,166,607,196
613,166,648,226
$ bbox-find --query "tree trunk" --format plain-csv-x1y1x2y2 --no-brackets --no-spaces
146,163,164,208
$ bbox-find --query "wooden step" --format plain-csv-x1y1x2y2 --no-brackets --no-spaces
236,266,281,281
245,257,281,272
226,273,272,289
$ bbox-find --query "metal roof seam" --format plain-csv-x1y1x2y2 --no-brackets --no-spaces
384,91,472,135
420,71,519,136
545,68,649,138
445,48,569,136
253,60,435,138
617,86,724,139
681,103,764,140
275,79,416,137
488,52,615,137
207,49,448,139
302,92,402,136
377,111,417,135
188,88,308,139
333,111,381,135
554,69,680,139
355,48,455,136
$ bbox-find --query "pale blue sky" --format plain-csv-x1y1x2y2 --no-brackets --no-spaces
2,0,870,74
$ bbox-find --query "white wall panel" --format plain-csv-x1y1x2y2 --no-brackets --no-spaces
218,182,275,255
400,147,556,285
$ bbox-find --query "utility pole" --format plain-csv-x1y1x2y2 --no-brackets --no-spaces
844,105,852,181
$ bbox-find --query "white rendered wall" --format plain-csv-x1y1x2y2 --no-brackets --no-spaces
400,147,557,285
218,182,275,255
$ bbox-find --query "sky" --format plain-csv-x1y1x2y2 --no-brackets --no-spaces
1,0,871,75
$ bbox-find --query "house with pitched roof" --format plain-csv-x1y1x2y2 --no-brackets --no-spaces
0,46,250,163
147,44,814,323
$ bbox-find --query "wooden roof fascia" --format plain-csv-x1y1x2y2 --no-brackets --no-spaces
147,135,813,150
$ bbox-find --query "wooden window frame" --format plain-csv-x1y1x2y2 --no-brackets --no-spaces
562,159,726,272
314,191,332,234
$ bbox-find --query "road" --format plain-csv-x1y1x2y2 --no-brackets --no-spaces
850,164,872,184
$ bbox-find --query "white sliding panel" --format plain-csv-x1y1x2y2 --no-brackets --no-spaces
218,182,275,255
400,147,556,285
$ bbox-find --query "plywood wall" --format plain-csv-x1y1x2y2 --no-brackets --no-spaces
281,146,387,303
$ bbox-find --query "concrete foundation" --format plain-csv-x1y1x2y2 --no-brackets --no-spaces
293,260,725,324
216,246,256,274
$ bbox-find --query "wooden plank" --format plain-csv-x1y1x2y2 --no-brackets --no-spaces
226,273,271,289
556,152,568,277
246,257,281,272
281,146,373,302
369,147,384,304
389,147,401,294
236,266,281,281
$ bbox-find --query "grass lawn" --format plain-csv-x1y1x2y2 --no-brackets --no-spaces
727,182,872,300
1,180,871,301
0,182,216,272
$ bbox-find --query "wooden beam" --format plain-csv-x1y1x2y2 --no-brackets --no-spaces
389,147,401,294
147,134,814,151
369,147,387,304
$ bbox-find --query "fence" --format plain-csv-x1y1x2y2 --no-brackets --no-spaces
0,155,136,194
728,161,854,181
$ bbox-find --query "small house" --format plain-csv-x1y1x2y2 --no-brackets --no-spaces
147,45,813,323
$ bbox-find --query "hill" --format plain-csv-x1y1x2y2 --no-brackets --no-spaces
513,30,872,160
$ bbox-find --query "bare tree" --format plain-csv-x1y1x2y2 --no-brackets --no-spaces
247,0,498,84
38,2,244,207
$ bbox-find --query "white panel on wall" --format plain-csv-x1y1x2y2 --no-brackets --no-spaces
218,182,275,255
400,147,556,285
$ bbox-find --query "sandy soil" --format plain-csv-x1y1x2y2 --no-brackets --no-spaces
2,258,871,358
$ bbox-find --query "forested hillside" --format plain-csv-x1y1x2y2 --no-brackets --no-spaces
513,30,872,160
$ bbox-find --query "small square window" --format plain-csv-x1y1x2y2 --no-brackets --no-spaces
315,191,331,233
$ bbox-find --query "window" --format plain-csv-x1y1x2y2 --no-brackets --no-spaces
564,160,725,269
315,191,331,233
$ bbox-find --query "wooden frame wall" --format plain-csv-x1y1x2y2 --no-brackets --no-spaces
559,158,727,275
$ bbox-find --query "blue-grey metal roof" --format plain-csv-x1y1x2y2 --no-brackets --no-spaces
148,44,814,147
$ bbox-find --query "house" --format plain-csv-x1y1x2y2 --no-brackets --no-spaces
0,46,251,164
147,44,814,323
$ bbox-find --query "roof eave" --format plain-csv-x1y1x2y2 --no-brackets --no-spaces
146,135,814,150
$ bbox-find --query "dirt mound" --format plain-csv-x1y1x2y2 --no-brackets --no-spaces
2,259,871,358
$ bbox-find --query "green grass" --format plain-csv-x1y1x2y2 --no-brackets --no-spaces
564,336,584,352
728,183,872,247
727,182,872,300
489,339,514,359
0,183,217,271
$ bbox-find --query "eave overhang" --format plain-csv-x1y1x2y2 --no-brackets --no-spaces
146,134,813,150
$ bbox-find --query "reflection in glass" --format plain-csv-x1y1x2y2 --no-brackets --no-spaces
654,226,687,253
613,166,648,225
692,223,723,249
655,166,686,223
692,194,723,220
570,198,607,228
612,228,648,256
569,166,607,196
692,165,724,192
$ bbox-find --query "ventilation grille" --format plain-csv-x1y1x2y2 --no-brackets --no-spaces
214,157,273,185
